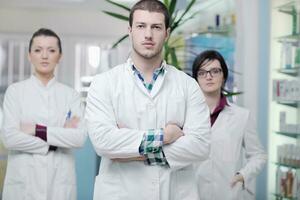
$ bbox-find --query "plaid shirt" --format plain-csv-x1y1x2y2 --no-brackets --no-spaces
132,64,168,166
139,129,168,166
132,64,165,93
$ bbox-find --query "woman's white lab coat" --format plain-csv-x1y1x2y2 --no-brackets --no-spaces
196,103,267,200
0,75,87,200
86,59,211,200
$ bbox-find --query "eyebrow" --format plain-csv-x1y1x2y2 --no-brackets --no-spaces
134,22,164,26
33,46,57,49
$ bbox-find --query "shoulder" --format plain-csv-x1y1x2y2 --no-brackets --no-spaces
55,82,80,98
92,63,126,83
226,102,250,118
165,64,198,86
5,78,31,95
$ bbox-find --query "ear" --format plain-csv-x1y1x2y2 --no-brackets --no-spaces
57,53,62,63
27,52,31,63
128,26,132,35
165,27,170,41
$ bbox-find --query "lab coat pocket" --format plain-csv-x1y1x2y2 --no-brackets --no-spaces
2,154,28,200
175,167,199,200
231,182,243,200
58,153,76,185
5,154,27,184
93,173,122,200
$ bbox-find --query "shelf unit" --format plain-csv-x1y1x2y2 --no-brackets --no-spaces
275,131,300,139
273,193,298,200
268,0,300,199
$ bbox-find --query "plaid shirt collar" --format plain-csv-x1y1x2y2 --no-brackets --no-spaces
126,57,167,73
128,58,166,92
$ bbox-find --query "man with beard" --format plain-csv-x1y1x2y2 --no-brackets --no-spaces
86,1,211,199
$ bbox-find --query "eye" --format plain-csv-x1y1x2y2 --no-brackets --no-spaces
136,24,145,29
198,70,206,76
153,25,162,30
49,49,57,53
34,49,41,53
211,68,221,74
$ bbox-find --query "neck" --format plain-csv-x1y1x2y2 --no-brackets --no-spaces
34,72,54,86
131,52,163,82
204,91,221,113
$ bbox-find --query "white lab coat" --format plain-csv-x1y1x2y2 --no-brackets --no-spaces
0,75,87,200
196,103,267,200
86,59,211,200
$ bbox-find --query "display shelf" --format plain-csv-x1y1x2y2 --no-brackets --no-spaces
277,0,300,15
277,34,300,44
277,67,299,76
273,193,297,200
196,28,229,36
276,100,298,107
274,162,300,169
275,131,300,138
270,0,300,199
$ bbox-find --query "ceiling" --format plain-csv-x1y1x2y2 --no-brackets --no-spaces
0,0,135,10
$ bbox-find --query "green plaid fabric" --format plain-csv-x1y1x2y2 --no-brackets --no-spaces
132,65,165,93
139,129,168,166
131,64,168,166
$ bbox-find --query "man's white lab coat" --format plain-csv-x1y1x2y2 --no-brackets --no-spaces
86,59,211,200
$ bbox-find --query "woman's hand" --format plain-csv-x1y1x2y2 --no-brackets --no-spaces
230,173,244,188
20,123,35,135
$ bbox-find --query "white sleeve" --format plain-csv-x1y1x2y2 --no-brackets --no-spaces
85,74,144,158
163,79,211,170
238,111,267,188
0,85,49,155
47,90,87,148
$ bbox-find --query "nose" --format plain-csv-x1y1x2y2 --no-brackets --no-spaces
145,27,152,39
41,50,48,59
206,71,213,79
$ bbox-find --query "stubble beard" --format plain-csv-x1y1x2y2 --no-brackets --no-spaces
132,43,163,60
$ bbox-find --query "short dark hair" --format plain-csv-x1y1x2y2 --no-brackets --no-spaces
192,50,229,91
129,0,170,29
29,28,62,53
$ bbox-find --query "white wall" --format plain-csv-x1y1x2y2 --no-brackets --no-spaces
0,6,128,37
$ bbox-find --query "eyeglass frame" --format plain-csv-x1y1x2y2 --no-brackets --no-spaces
197,68,223,78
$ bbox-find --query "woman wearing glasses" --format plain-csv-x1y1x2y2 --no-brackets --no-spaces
192,50,267,200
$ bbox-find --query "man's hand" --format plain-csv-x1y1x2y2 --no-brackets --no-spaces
20,123,35,135
64,116,80,128
163,123,184,144
112,156,146,162
230,173,244,188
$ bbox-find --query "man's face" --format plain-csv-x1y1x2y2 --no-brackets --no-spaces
129,10,170,60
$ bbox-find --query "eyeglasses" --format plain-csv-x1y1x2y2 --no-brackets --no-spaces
197,68,222,78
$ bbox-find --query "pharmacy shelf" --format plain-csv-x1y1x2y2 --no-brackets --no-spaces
276,100,299,107
274,162,300,169
275,131,300,138
273,193,297,200
277,67,299,76
277,34,300,44
277,0,300,15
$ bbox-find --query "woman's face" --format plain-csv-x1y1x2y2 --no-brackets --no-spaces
196,59,224,95
28,36,61,77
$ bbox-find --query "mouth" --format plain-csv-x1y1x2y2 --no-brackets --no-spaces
142,42,155,48
40,62,49,67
